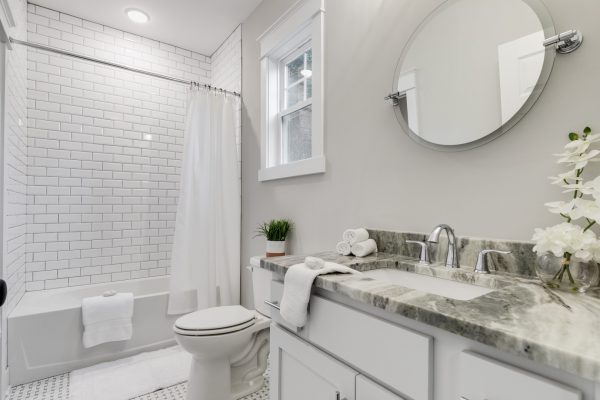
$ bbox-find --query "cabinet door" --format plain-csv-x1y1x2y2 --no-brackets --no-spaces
356,375,405,400
270,324,357,400
459,351,581,400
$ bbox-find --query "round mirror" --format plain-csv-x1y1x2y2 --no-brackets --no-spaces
394,0,556,151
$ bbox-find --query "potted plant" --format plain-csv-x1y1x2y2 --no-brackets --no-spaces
532,126,600,292
256,219,293,257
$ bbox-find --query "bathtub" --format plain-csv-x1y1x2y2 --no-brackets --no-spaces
8,276,178,385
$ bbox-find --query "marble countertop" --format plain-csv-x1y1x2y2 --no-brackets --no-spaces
260,251,600,382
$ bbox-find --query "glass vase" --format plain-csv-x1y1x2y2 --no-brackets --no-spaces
535,253,599,293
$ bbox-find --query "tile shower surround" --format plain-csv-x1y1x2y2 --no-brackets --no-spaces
25,5,241,290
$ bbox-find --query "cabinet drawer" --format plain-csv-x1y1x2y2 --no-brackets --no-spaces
356,375,405,400
307,295,432,400
459,351,581,400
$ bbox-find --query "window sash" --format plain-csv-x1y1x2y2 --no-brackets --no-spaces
280,42,312,113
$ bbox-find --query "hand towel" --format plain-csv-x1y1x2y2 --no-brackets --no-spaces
342,228,369,245
351,239,378,257
82,292,134,348
335,241,352,256
280,257,361,328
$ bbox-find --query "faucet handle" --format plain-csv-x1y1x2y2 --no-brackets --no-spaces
406,240,430,264
474,249,511,274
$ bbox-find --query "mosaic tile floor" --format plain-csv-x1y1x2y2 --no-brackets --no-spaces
7,371,270,400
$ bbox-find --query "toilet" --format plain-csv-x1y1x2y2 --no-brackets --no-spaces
174,258,272,400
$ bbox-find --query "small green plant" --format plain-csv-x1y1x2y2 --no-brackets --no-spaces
256,219,293,241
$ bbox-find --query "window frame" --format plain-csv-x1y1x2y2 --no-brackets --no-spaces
258,0,325,182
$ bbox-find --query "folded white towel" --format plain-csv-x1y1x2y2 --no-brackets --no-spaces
351,239,378,257
82,293,134,348
280,257,361,328
335,241,352,256
342,228,369,245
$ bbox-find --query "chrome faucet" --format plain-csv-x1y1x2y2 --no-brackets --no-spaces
427,224,460,268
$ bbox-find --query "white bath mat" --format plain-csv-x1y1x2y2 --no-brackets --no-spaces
69,346,191,400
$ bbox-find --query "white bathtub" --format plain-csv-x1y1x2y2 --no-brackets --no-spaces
8,276,178,385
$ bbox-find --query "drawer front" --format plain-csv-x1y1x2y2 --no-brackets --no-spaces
356,375,405,400
459,351,582,400
307,295,432,400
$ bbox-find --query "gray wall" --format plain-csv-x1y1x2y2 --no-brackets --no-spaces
240,0,600,306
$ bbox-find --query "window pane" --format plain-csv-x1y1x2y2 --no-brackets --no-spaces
306,77,312,99
286,81,305,108
286,53,305,86
306,48,312,71
282,105,312,163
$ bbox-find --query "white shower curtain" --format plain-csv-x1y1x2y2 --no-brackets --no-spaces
167,88,240,315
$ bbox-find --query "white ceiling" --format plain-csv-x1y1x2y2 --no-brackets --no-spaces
30,0,263,55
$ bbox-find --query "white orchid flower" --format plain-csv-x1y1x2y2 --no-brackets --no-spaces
532,223,597,259
568,199,600,221
544,200,575,214
557,149,600,169
549,169,583,185
579,177,600,199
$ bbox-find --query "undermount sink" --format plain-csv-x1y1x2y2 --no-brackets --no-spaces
363,268,494,301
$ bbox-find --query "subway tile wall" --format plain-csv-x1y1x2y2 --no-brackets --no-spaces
5,0,28,315
24,4,223,290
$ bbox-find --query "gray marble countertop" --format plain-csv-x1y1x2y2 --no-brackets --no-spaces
260,251,600,382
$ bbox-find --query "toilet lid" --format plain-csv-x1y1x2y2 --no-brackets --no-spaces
175,305,255,331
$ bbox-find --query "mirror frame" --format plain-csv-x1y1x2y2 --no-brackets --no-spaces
392,0,557,152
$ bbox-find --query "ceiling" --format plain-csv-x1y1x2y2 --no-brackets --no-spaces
30,0,263,55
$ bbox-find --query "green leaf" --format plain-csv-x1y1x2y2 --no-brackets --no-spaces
584,126,592,134
569,132,579,141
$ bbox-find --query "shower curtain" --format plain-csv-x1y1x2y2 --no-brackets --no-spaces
167,88,240,315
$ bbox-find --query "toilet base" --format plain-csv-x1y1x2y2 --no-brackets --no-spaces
187,356,231,400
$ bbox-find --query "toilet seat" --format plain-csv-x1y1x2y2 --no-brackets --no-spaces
174,305,256,336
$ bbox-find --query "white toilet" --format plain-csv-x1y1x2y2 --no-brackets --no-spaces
174,258,272,400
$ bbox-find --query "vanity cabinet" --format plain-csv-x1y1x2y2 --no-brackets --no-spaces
268,281,592,400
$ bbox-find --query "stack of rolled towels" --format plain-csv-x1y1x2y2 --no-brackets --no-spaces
336,228,378,257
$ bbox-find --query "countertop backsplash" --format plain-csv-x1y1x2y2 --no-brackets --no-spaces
367,229,538,278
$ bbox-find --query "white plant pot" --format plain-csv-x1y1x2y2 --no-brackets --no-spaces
266,240,286,257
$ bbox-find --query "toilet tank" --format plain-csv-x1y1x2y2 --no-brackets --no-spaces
250,256,272,317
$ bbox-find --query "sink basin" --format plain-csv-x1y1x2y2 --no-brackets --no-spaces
363,269,494,301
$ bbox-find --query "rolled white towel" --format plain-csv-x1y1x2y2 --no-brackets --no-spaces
305,256,327,270
336,241,352,256
342,228,369,245
351,239,378,257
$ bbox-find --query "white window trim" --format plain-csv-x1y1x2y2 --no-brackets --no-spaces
258,0,325,182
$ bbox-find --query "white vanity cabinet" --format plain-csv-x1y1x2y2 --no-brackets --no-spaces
270,324,357,400
268,281,593,400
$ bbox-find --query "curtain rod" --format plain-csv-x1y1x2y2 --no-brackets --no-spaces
9,37,241,97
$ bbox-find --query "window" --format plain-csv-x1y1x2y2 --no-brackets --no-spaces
258,0,325,182
281,45,312,163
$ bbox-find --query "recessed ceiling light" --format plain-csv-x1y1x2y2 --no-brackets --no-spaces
126,8,149,24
